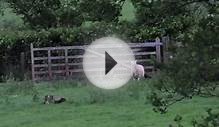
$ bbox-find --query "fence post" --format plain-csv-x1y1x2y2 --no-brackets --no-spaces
20,52,25,80
65,49,69,78
30,43,35,81
162,36,170,63
155,37,161,63
48,49,52,80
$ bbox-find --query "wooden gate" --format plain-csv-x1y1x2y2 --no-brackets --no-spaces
31,38,165,81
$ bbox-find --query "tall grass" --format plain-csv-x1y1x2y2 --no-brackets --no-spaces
0,79,151,106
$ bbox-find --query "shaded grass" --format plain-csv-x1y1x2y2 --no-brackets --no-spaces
0,80,218,127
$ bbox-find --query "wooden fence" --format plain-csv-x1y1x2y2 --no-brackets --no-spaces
31,37,166,81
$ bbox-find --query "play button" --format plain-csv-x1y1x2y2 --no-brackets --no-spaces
105,52,117,75
83,37,135,89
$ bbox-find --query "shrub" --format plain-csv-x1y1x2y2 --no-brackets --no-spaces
192,109,219,127
169,109,219,127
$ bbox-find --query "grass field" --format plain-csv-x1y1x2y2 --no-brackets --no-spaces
0,80,218,127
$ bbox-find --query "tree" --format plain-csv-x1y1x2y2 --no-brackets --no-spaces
6,0,125,28
7,0,62,28
78,0,125,22
0,0,6,15
119,0,219,113
130,0,217,36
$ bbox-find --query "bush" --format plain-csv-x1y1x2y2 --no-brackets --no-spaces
192,109,219,127
169,109,219,127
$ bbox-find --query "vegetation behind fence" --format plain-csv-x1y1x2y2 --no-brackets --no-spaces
31,38,166,81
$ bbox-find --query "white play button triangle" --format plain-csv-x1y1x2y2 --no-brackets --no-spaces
83,37,135,89
105,51,117,75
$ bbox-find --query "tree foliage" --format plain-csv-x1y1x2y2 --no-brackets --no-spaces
6,0,61,28
78,0,125,22
5,0,125,28
148,1,219,112
131,0,218,36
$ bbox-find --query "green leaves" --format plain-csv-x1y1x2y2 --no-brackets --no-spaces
5,0,125,28
78,0,125,22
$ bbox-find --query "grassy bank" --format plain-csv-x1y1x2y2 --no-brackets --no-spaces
0,80,218,127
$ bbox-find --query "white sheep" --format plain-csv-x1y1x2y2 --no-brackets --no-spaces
131,60,145,80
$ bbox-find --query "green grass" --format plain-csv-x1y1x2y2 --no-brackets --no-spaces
0,80,218,127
